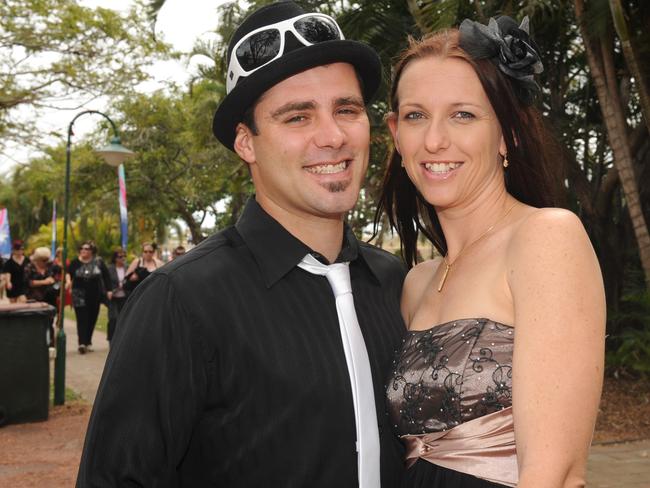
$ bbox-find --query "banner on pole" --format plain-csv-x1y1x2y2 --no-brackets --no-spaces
51,201,57,258
118,164,128,250
0,208,12,259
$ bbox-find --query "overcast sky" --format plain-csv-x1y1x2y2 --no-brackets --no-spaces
0,0,232,173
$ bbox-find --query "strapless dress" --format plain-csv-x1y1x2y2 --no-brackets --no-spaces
386,318,516,488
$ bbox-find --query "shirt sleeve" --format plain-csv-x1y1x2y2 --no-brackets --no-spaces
68,259,79,284
76,273,208,487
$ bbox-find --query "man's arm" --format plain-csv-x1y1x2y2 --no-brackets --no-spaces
77,273,208,487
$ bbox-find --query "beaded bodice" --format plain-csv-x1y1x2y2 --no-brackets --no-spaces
386,318,514,436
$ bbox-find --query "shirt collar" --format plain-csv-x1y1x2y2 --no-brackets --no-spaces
235,197,380,287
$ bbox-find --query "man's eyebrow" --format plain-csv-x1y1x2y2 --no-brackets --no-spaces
335,96,365,108
271,101,316,119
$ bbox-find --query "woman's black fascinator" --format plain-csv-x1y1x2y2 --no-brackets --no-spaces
459,16,543,105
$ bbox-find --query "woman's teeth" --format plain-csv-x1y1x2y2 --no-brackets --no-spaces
424,162,462,173
305,161,348,174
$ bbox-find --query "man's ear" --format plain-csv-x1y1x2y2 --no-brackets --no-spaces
234,123,256,165
386,112,400,154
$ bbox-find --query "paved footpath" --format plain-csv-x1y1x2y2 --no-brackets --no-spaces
61,316,109,403
59,318,650,485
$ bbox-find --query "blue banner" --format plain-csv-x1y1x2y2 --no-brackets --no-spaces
51,200,57,258
118,164,128,250
0,208,11,259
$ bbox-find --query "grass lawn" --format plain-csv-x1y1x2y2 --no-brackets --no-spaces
49,376,82,403
95,305,109,334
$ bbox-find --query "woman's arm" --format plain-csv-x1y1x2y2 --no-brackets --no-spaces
3,272,12,290
126,258,139,280
29,277,56,287
99,259,113,300
507,208,605,487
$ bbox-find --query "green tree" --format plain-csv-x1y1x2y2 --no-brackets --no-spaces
0,0,169,153
112,84,249,243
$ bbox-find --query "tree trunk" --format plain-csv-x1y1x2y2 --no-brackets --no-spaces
177,206,204,244
609,0,650,137
575,0,650,289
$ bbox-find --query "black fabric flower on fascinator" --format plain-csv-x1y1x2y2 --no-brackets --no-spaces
459,16,543,105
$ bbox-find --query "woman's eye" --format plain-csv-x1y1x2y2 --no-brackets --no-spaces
454,111,474,120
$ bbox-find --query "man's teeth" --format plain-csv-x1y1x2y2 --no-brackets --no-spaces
305,161,348,174
424,162,462,173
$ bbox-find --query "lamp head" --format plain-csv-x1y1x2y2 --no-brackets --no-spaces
96,136,134,167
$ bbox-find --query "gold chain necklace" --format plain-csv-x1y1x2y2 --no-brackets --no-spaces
437,202,517,292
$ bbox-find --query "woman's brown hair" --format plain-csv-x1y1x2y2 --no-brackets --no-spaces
374,29,564,267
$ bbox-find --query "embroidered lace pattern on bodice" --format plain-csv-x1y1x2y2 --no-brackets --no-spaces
387,318,514,436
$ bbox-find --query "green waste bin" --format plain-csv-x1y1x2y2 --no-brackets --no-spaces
0,302,56,426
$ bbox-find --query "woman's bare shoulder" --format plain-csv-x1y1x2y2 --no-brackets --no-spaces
507,207,597,282
510,207,587,249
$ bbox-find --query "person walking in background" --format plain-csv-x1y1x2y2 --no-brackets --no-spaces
106,248,128,343
24,246,60,346
2,239,28,303
378,18,605,487
124,241,163,293
170,245,186,260
65,241,111,354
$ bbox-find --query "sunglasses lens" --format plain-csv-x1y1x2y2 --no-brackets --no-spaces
294,16,340,43
236,29,281,71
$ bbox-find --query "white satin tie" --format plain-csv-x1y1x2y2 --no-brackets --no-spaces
298,254,381,488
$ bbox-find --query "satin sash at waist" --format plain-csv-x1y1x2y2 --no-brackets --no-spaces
402,407,517,487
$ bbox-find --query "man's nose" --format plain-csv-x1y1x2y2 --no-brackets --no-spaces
314,114,346,149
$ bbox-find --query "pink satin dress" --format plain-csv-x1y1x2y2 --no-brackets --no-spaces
386,318,516,488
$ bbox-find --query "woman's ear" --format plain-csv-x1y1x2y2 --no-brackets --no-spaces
386,112,401,154
499,135,507,158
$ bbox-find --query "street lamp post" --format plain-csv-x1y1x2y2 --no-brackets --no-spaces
54,110,134,406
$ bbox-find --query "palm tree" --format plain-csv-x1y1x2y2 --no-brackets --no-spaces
608,0,650,137
575,0,650,289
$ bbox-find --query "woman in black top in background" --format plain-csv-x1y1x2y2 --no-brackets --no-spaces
2,240,28,303
106,248,128,343
65,241,111,354
125,242,163,293
24,246,61,346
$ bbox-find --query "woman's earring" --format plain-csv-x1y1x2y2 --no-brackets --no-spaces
502,153,509,168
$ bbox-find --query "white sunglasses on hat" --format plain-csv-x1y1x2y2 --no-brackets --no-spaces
226,13,344,94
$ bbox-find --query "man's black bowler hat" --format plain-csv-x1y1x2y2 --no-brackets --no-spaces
212,0,382,151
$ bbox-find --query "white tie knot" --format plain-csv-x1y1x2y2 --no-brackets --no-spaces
325,263,352,297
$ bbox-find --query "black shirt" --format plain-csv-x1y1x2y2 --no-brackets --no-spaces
78,199,407,487
68,257,111,300
2,256,27,298
24,261,61,304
